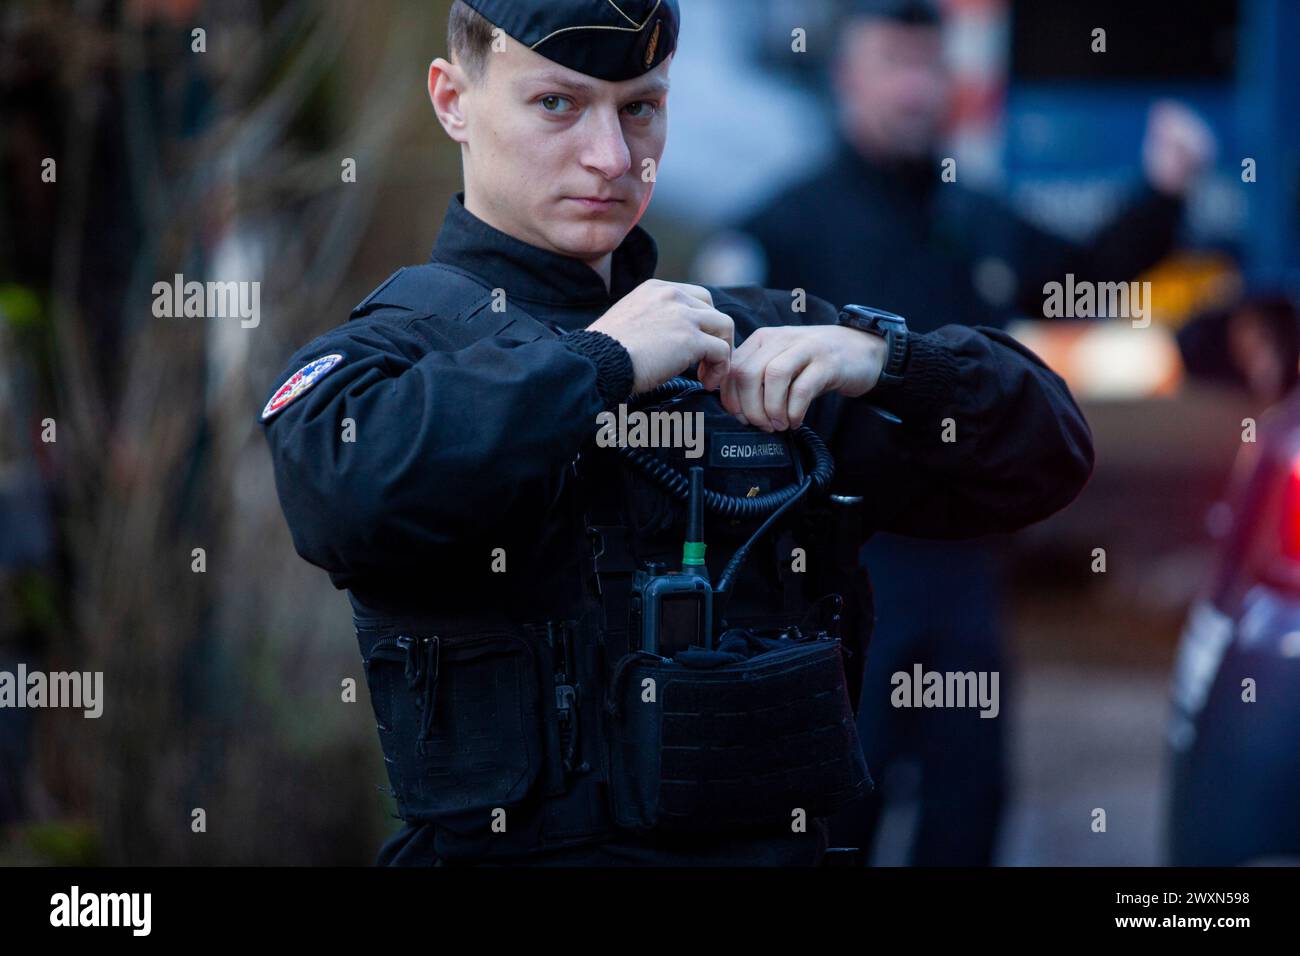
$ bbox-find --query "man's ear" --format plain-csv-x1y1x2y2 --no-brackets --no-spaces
429,57,470,145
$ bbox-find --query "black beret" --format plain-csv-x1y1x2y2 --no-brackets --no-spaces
842,0,942,26
460,0,679,82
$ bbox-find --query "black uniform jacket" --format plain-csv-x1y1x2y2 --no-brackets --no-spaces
260,192,1095,624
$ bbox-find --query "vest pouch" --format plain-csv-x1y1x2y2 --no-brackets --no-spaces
358,626,546,824
605,636,871,833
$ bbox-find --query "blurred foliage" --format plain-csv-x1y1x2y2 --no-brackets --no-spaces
0,284,43,330
11,572,62,637
0,0,457,863
0,821,103,867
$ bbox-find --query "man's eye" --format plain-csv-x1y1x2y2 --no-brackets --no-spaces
623,100,658,119
540,95,574,113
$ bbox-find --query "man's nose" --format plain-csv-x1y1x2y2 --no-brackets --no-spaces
579,106,632,179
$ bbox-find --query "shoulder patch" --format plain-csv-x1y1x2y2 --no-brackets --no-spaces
261,354,344,421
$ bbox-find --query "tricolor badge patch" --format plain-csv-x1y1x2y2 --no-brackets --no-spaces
261,353,344,421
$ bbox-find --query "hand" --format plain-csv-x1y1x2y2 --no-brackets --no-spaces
1142,100,1216,197
718,325,887,432
586,279,734,394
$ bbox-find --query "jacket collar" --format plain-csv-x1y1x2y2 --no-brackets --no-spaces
430,192,659,307
830,131,940,201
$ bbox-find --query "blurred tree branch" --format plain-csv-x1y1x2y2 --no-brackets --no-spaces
5,0,448,862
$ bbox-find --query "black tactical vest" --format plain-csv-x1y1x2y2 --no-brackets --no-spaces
348,264,874,862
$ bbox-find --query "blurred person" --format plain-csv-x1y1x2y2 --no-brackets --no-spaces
1177,293,1300,406
695,0,1216,865
259,0,1095,866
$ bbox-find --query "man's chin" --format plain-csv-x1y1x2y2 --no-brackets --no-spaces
546,218,630,261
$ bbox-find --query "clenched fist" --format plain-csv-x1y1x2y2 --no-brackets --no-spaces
1143,100,1216,197
586,279,734,394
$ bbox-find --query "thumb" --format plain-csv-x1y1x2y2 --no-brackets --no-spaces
697,356,729,391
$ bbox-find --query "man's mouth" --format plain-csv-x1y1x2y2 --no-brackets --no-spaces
565,196,623,210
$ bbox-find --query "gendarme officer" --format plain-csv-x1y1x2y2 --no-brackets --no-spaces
259,0,1095,866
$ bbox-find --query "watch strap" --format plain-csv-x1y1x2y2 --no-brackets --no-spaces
838,305,909,391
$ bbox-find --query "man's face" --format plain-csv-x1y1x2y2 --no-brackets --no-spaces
440,35,670,265
834,19,951,159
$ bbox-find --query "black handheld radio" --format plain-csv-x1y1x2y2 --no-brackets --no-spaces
628,467,714,657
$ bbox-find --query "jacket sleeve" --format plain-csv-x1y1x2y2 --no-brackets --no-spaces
746,288,1096,538
259,315,630,577
1009,183,1184,318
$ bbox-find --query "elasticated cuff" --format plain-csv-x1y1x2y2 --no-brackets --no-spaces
561,329,635,408
867,331,961,423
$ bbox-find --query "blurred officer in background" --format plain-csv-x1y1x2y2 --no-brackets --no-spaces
696,0,1215,865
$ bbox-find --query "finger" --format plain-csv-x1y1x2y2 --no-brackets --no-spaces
723,329,777,422
699,360,729,392
730,327,766,362
697,357,720,391
737,369,768,430
670,282,715,308
786,359,833,429
720,364,743,418
762,345,812,431
730,335,783,431
697,350,730,391
695,331,731,377
692,308,735,349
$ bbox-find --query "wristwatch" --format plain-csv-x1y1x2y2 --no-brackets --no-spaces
837,305,909,392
